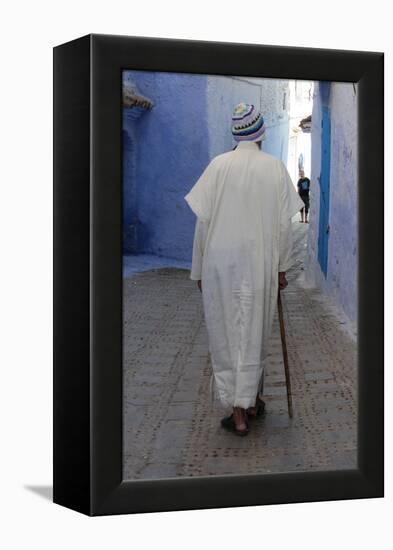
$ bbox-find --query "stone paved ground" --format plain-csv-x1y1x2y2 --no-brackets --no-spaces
123,221,357,480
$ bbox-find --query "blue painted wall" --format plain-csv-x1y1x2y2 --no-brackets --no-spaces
122,112,138,251
123,72,290,261
307,82,358,326
123,70,210,260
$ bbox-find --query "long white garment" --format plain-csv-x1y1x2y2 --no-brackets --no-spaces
185,141,304,409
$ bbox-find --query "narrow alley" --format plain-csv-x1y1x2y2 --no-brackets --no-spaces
123,219,357,480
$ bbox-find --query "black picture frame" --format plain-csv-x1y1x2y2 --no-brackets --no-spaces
53,34,384,516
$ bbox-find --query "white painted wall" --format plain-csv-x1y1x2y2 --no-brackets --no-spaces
287,80,313,184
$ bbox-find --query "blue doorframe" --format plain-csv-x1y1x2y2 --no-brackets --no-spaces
318,104,331,276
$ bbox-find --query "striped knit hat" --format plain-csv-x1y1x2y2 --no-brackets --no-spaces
231,103,266,142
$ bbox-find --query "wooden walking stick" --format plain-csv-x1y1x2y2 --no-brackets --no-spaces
277,290,293,418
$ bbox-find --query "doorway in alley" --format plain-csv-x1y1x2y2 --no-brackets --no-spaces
317,85,331,276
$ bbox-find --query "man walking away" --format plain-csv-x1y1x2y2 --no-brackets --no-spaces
297,169,311,223
185,103,304,436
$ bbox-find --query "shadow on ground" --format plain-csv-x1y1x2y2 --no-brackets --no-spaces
24,485,53,501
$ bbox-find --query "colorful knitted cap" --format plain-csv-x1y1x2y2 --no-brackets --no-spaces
231,103,266,142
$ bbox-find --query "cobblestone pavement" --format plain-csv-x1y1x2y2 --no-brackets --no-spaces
123,220,357,480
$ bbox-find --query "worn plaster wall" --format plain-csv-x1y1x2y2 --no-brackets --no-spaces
207,76,290,161
306,81,358,326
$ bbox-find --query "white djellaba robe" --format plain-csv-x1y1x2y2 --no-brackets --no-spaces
184,141,304,409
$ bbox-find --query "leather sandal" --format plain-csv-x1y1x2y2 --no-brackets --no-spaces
247,397,266,418
221,414,249,436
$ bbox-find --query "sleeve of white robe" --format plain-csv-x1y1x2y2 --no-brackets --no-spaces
279,217,293,272
184,158,217,222
190,218,209,280
185,159,216,279
278,161,304,272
